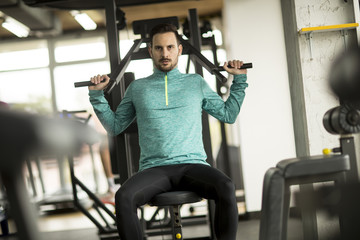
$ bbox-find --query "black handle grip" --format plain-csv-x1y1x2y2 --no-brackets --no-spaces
216,62,252,71
74,81,94,88
74,75,109,88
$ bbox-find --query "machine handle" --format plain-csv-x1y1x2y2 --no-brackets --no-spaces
74,63,253,87
216,62,252,71
74,74,110,88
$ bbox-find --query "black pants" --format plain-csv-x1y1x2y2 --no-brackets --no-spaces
115,163,238,240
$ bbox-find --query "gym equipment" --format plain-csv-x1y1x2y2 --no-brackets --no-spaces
36,111,94,212
73,63,252,88
322,47,360,183
148,191,203,240
329,47,360,102
23,0,185,9
0,108,100,240
74,18,249,218
25,1,251,239
324,47,360,136
259,155,350,240
323,48,360,136
62,110,119,239
259,47,360,240
294,181,360,240
73,14,252,91
0,204,9,237
323,104,360,135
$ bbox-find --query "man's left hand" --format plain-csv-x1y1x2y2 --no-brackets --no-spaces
223,60,247,75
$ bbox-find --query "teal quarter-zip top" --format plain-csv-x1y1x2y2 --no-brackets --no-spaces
89,67,248,171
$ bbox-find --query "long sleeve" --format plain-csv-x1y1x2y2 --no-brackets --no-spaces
89,87,136,136
201,74,248,123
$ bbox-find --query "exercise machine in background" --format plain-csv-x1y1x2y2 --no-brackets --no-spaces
259,47,360,240
25,1,253,239
0,108,100,240
74,13,252,217
74,10,252,239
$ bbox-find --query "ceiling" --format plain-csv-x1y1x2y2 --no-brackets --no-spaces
0,0,223,39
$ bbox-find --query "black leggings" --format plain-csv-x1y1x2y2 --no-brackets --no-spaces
115,164,238,240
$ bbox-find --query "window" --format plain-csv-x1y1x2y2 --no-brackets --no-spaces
53,35,109,112
0,40,49,71
0,40,51,113
0,68,52,113
54,37,106,63
54,61,110,112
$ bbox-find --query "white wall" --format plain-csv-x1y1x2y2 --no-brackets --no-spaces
296,0,357,155
223,0,296,212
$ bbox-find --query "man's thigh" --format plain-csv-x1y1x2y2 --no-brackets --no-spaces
180,164,233,199
119,166,174,205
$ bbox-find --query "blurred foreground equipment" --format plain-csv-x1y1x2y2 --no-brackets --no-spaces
324,47,360,135
0,109,100,240
329,47,360,102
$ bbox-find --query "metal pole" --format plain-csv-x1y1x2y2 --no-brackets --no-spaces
2,172,43,240
104,0,132,184
340,136,359,182
188,8,216,239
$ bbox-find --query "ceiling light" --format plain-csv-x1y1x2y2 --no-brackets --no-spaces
71,11,97,31
2,16,30,38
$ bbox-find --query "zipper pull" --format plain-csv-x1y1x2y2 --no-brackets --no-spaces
165,74,168,106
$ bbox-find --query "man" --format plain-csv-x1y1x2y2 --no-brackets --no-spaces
88,23,248,240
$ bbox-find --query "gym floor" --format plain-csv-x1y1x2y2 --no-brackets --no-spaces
35,214,302,240
1,207,304,240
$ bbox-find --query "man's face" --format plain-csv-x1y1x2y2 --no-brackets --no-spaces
149,32,183,72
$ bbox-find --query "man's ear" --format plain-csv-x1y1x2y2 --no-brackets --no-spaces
148,45,153,58
178,44,183,56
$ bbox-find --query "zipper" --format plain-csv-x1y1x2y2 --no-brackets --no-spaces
165,73,168,106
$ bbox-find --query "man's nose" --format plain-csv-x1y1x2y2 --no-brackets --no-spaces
162,49,169,57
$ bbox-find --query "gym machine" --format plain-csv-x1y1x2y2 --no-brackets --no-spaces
36,110,96,212
0,108,100,240
73,13,251,211
259,47,360,240
61,110,120,239
25,1,252,239
314,47,360,239
73,11,252,239
75,12,250,240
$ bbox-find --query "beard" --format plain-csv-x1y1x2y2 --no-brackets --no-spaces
154,57,178,72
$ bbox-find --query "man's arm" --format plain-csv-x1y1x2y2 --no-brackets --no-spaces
89,74,136,136
201,60,248,123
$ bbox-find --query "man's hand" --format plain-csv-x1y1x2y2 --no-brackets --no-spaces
223,60,247,75
88,74,110,91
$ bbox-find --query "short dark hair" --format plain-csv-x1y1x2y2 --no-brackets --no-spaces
149,23,181,46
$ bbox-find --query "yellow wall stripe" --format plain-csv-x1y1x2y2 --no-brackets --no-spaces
299,23,359,34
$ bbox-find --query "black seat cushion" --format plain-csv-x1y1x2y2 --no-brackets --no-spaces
276,154,350,178
149,191,202,207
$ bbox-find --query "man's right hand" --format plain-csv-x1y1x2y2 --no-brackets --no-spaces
89,74,110,91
